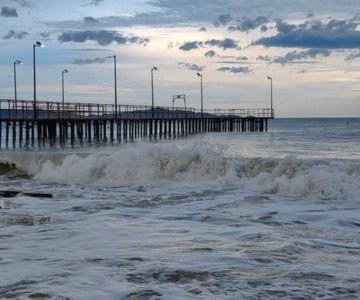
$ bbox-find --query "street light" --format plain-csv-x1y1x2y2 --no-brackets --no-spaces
106,55,118,119
197,72,203,118
13,60,22,112
267,76,273,118
33,41,43,120
151,66,158,118
62,69,69,106
172,94,186,109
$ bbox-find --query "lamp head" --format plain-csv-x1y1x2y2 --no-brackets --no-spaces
152,66,158,71
106,55,115,59
34,41,43,47
15,60,22,65
62,69,69,74
197,72,202,77
267,76,272,80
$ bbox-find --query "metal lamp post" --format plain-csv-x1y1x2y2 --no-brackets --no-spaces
151,66,158,118
62,69,69,106
13,60,22,112
33,41,43,120
106,55,118,119
172,94,186,109
267,76,273,118
197,72,203,118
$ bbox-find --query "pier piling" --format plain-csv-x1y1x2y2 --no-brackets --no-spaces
0,99,273,148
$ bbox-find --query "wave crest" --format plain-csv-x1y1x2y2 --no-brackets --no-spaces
236,157,360,200
1,143,359,200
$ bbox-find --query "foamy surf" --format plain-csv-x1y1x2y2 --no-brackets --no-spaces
1,139,359,200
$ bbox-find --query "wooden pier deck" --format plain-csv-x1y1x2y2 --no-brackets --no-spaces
0,99,274,148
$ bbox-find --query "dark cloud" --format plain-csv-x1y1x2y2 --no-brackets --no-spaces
255,49,331,64
39,32,52,41
179,41,201,51
205,50,216,58
217,66,251,74
90,0,104,6
275,20,297,34
58,30,149,46
3,30,29,39
255,18,360,49
179,38,239,51
72,57,106,64
324,19,358,31
260,25,268,32
228,16,269,32
213,14,231,27
178,62,205,72
345,52,360,61
237,56,248,61
204,38,239,49
84,17,99,25
199,27,207,32
257,55,272,62
1,6,18,17
273,49,331,65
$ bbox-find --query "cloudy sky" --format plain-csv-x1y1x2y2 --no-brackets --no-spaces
1,0,360,117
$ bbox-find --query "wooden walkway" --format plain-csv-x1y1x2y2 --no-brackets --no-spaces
0,99,274,148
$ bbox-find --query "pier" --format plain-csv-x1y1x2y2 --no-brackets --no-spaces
0,99,274,148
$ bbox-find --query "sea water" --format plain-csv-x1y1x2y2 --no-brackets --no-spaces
0,118,359,299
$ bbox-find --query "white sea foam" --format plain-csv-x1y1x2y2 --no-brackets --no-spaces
1,139,359,200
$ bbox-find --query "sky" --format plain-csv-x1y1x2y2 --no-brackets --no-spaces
1,0,360,117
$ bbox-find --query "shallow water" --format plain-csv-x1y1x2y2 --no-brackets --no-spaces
0,118,359,299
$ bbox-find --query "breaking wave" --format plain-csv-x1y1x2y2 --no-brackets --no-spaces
0,141,359,200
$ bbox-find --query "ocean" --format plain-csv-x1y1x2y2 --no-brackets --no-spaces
0,118,359,299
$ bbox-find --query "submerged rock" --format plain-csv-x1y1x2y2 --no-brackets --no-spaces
28,292,52,299
124,289,162,300
0,215,52,226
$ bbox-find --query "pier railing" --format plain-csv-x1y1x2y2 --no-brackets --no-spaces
0,99,274,121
